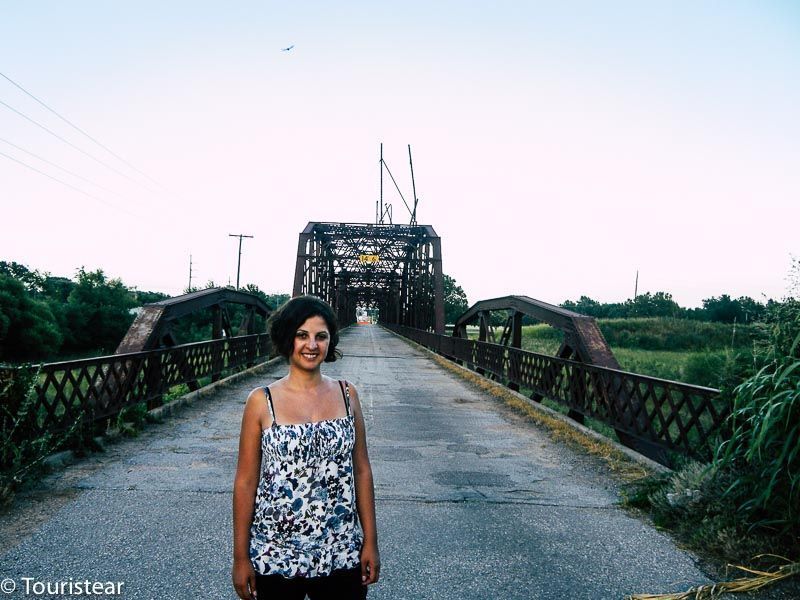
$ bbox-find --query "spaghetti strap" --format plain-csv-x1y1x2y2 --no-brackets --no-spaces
264,386,276,426
338,380,352,417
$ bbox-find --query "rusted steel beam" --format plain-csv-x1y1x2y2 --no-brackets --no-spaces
453,295,619,368
116,306,166,354
450,295,672,462
116,287,271,354
113,288,272,404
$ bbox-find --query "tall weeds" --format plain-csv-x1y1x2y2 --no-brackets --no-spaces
0,366,80,505
714,313,800,546
626,300,800,560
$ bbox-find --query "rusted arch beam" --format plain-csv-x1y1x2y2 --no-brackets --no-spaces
116,287,272,354
451,295,667,462
107,288,271,410
453,295,619,369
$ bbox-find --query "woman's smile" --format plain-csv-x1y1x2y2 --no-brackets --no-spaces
292,315,330,366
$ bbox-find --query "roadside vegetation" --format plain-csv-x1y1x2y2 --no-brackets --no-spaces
0,261,288,364
624,298,800,588
0,260,289,505
456,277,800,583
517,318,761,389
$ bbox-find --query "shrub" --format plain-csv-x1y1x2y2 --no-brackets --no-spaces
714,332,800,547
0,367,80,504
640,462,770,561
626,300,800,561
683,349,754,391
598,318,762,352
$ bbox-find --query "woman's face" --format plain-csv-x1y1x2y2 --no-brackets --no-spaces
290,315,330,370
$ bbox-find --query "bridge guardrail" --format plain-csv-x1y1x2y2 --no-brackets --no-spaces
1,334,272,439
385,324,727,464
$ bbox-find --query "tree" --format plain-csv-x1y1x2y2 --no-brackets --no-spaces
627,291,683,318
699,295,766,324
734,296,766,323
701,295,738,323
133,290,170,305
562,296,604,317
0,261,46,294
0,274,63,361
42,276,74,303
443,274,469,325
61,268,136,354
241,284,289,310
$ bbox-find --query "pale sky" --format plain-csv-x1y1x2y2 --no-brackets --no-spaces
2,1,798,308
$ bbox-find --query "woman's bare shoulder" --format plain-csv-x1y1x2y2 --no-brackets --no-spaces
338,379,361,407
242,386,270,425
246,386,267,403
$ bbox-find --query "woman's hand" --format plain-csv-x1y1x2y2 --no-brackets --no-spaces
232,557,257,599
360,541,381,585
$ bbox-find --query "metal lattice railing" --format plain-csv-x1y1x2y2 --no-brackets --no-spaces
1,334,272,438
385,324,727,462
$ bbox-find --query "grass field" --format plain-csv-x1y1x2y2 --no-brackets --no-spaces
467,318,758,387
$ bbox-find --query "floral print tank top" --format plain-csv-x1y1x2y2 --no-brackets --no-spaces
249,381,363,577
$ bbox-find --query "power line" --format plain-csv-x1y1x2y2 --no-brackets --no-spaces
0,71,169,193
0,136,131,202
0,149,140,217
0,96,158,194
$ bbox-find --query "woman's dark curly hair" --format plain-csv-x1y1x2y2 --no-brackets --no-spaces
268,295,340,362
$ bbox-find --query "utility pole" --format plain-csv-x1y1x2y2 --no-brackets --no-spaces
228,233,254,289
188,254,193,291
634,270,639,298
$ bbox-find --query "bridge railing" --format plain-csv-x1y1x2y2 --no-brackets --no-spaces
384,324,727,463
1,334,272,439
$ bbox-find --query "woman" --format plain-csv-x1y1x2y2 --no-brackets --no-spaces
232,295,380,600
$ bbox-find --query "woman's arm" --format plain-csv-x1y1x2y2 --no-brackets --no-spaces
350,384,381,585
231,389,264,600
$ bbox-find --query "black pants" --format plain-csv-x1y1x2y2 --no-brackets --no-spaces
255,567,367,600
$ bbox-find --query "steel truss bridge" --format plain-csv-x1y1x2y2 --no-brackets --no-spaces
292,222,445,333
2,219,726,468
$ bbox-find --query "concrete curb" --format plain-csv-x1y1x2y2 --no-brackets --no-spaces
382,327,670,475
42,356,285,472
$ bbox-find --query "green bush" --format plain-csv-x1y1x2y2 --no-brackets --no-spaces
715,335,800,545
115,401,149,437
637,462,769,561
597,317,762,352
0,367,80,504
683,349,754,390
627,300,800,561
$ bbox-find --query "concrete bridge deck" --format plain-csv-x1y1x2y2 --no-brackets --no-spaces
1,325,711,599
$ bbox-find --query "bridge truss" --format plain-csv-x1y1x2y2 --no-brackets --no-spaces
292,222,445,332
